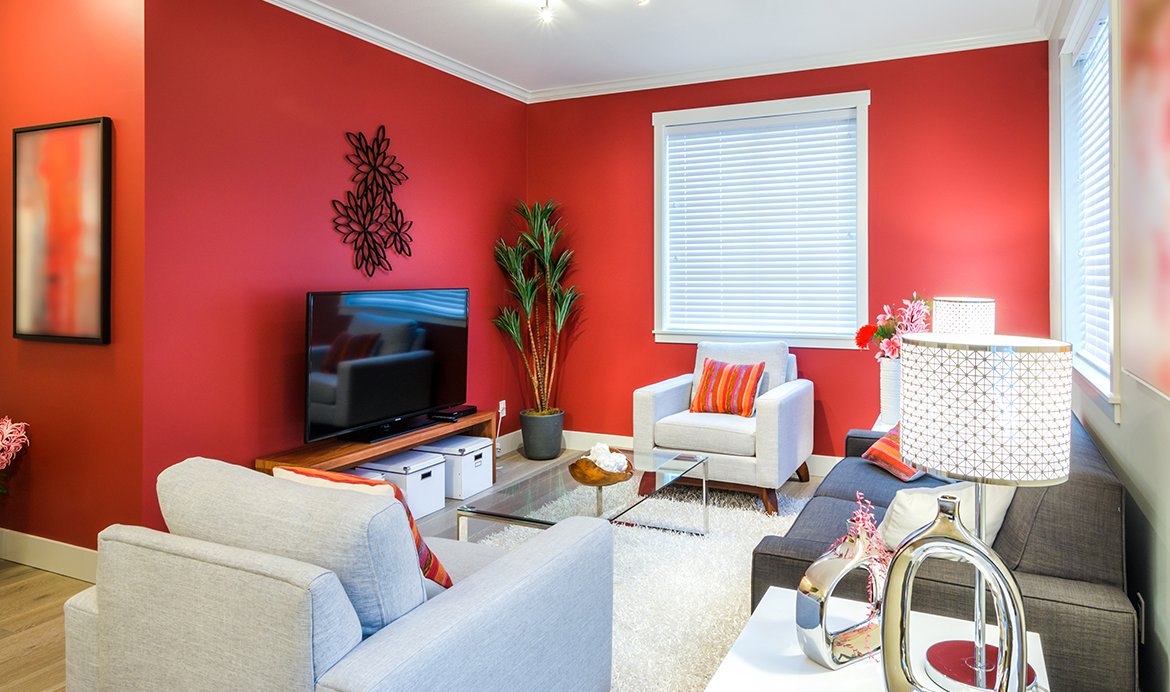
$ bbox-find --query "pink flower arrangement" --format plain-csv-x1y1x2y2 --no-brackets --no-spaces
854,293,931,360
0,417,29,495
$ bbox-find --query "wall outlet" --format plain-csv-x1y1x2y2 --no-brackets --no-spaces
499,400,507,418
1137,593,1146,645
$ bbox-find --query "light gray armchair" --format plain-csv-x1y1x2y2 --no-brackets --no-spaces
64,457,613,692
633,341,814,513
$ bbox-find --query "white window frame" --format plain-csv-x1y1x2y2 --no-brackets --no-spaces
652,91,870,348
1053,0,1120,419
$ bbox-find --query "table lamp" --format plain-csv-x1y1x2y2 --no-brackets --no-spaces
884,333,1072,692
931,297,996,335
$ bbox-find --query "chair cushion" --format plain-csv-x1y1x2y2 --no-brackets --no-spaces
157,457,426,638
693,341,789,398
815,457,948,508
689,358,765,417
654,411,756,456
273,466,453,591
877,481,1016,551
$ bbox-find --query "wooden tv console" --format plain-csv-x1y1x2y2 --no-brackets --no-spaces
254,410,498,482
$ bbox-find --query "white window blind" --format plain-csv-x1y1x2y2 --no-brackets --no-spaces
1065,12,1112,380
654,93,867,346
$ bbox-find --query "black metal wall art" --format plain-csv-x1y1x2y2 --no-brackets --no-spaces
331,126,412,276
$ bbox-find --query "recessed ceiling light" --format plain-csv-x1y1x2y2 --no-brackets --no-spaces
539,0,552,22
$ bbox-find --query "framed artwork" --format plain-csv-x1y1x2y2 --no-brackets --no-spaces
12,117,112,344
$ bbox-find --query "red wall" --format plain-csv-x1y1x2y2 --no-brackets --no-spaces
0,1,146,549
526,43,1051,456
141,0,528,530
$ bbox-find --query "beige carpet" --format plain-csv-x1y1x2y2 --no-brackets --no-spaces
478,484,810,692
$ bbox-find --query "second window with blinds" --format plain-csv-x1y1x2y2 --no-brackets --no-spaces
652,91,870,347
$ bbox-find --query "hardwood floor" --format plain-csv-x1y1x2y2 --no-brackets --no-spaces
0,560,90,692
0,449,822,691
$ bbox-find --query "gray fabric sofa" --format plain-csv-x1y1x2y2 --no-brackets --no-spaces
751,415,1137,692
64,457,614,692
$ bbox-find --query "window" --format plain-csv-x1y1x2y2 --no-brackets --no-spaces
652,91,869,347
1061,3,1117,398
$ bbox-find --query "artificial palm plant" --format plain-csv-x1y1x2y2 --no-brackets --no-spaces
492,200,581,415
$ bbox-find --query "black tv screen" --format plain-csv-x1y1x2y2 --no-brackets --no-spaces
305,288,469,443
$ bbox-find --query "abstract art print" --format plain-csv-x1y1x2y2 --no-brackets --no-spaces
13,117,111,344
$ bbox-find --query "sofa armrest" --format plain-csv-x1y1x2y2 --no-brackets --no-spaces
633,373,693,450
844,429,885,458
754,379,814,488
317,516,614,692
64,586,98,692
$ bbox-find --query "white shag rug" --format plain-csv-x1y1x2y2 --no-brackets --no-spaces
477,483,809,692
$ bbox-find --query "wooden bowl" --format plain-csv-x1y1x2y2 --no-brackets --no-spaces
569,449,634,487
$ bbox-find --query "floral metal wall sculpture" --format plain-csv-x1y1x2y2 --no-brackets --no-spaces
331,126,412,276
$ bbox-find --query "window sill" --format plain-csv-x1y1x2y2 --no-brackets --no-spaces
1072,355,1120,424
653,330,856,349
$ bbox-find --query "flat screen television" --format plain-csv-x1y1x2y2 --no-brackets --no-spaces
305,288,469,443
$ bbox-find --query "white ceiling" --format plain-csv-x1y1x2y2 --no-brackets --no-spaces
267,0,1058,103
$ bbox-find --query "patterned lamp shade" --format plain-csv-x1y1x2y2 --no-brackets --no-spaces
900,334,1073,486
932,296,996,335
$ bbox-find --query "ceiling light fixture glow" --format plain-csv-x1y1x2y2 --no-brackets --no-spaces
539,0,552,22
639,0,649,5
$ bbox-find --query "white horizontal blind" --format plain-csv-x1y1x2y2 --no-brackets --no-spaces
662,108,858,337
1067,14,1112,377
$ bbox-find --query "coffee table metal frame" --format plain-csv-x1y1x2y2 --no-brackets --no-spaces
456,449,708,541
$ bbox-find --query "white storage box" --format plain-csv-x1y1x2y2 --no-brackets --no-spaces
414,435,493,500
354,450,446,518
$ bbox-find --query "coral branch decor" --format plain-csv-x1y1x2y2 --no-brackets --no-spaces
331,126,412,276
855,293,931,360
0,417,30,495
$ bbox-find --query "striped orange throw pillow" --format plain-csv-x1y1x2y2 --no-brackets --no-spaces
273,466,453,589
861,424,924,482
690,358,766,418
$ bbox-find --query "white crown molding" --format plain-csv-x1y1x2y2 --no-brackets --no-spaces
527,27,1047,103
265,1,1045,105
262,0,529,102
1034,0,1063,38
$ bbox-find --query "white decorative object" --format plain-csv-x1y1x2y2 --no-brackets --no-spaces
891,333,1072,692
878,357,901,426
931,296,996,335
877,482,1015,551
586,442,630,474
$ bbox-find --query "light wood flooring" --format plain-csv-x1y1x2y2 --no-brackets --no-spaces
0,560,90,692
0,448,822,691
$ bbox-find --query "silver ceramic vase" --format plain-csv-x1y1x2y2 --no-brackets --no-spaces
796,520,885,669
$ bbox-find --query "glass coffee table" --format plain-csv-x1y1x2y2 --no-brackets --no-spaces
456,449,708,540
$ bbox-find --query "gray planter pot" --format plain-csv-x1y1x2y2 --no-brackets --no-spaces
519,409,564,460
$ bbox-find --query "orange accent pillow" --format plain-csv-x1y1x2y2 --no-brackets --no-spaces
861,424,924,482
272,466,453,589
689,358,766,418
321,332,381,374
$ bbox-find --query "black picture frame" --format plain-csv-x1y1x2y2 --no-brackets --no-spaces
12,117,112,344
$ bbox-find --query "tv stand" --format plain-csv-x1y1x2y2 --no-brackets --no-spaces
255,410,498,482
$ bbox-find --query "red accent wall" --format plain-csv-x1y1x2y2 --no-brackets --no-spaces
0,1,145,549
141,0,527,530
526,43,1050,456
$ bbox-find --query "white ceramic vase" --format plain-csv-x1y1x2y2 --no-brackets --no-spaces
879,357,901,425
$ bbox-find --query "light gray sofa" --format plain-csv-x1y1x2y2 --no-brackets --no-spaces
633,341,814,512
64,457,614,691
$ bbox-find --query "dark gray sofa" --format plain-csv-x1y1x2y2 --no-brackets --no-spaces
751,415,1137,692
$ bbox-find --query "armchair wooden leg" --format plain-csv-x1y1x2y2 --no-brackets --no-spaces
795,461,810,483
761,488,779,515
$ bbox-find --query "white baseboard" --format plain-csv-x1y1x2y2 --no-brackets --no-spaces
805,454,840,478
0,528,96,583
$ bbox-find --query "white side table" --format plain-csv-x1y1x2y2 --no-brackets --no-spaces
705,586,1049,691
